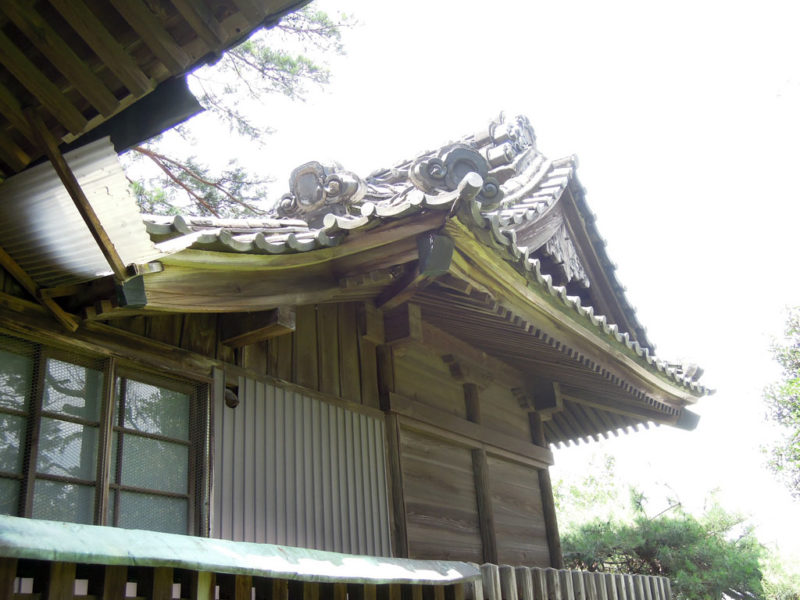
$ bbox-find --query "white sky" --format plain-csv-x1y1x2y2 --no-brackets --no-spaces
189,0,800,556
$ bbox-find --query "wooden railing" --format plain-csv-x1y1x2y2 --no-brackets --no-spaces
0,516,670,600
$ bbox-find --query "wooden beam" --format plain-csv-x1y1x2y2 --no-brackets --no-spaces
220,307,296,347
111,0,191,73
0,81,34,138
0,244,79,331
1,0,118,116
171,0,226,46
472,448,498,563
26,109,128,280
0,31,86,134
390,392,553,467
529,412,563,569
0,131,29,171
49,0,153,97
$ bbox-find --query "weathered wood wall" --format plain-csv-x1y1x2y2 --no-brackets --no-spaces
212,373,390,555
381,305,555,566
487,457,549,566
105,301,382,410
0,280,560,566
399,427,483,562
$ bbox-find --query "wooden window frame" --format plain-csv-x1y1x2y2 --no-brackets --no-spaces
0,333,209,535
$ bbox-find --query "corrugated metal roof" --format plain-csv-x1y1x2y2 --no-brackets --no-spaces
0,137,161,287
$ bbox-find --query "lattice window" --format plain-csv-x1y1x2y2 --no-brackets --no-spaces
0,332,207,535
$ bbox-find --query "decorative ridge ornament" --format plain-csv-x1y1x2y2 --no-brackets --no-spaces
271,114,540,224
276,161,366,227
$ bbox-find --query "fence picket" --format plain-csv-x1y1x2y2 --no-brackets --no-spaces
499,565,518,600
515,567,534,600
531,569,548,600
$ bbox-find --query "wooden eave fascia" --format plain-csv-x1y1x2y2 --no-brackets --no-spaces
443,215,700,407
73,211,448,317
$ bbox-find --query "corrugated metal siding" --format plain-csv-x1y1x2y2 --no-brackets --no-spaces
0,137,161,287
212,375,391,556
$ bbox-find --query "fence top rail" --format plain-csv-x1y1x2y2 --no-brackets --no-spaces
0,515,479,585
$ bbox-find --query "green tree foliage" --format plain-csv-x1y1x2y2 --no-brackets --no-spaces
127,6,349,217
561,498,764,599
553,454,800,599
764,307,800,497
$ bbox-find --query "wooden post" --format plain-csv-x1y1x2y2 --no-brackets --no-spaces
663,578,672,600
529,413,563,568
304,582,322,600
273,578,290,600
40,561,76,600
383,412,408,557
189,571,215,600
96,565,127,600
333,583,348,600
0,558,17,600
473,450,498,564
94,357,116,524
138,567,173,600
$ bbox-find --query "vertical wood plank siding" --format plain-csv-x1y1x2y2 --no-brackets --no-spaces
212,377,391,555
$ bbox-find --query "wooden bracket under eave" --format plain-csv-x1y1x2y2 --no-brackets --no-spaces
220,306,296,348
375,233,455,310
527,378,563,418
25,109,128,281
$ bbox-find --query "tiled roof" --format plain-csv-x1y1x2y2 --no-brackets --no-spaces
141,115,709,397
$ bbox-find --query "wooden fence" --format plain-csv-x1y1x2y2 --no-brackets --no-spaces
0,560,671,600
479,564,671,600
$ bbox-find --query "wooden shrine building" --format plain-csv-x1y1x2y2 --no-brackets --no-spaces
0,1,710,591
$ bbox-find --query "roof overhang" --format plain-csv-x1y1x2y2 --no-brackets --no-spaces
0,0,311,178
